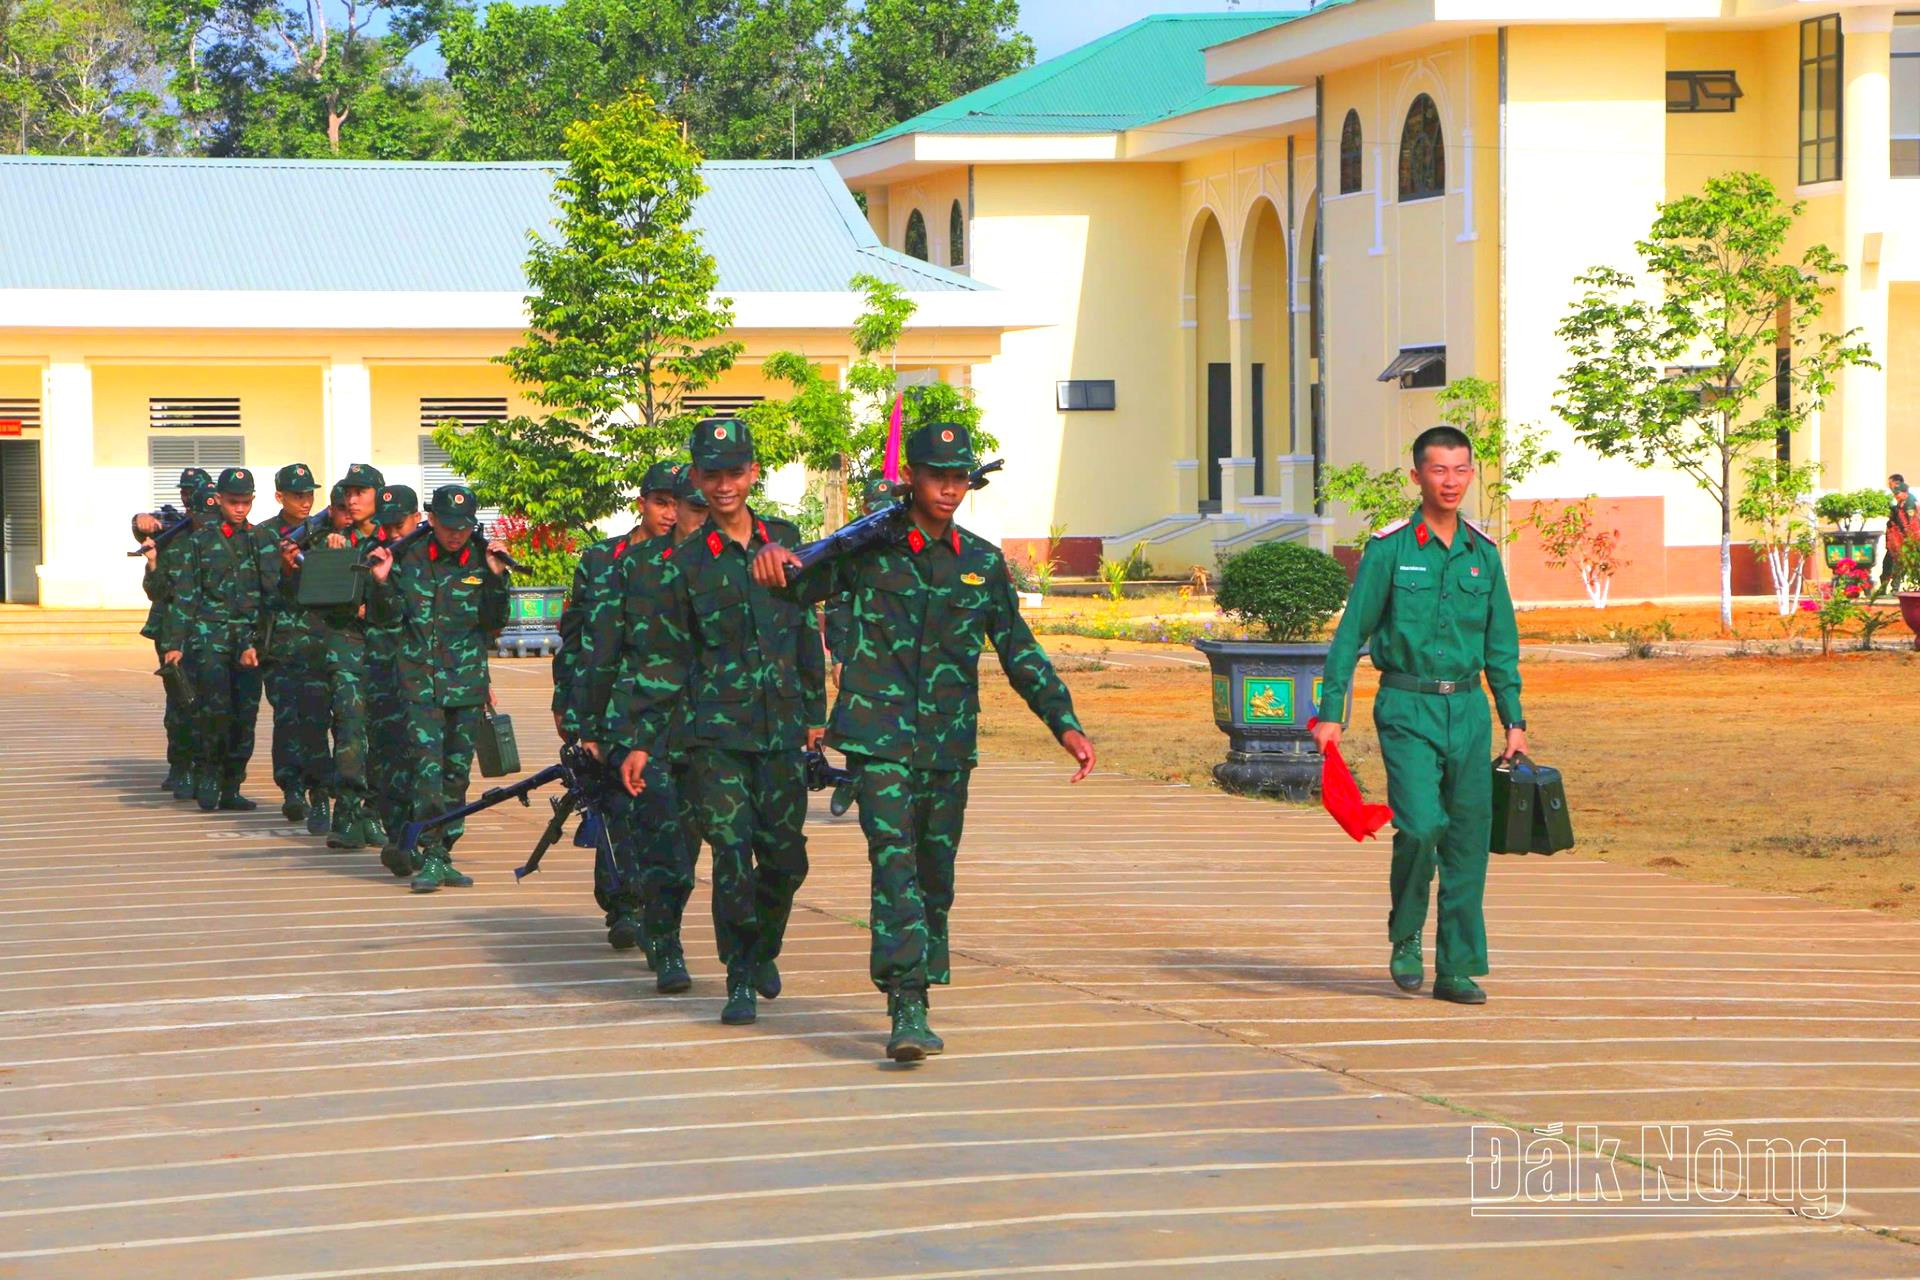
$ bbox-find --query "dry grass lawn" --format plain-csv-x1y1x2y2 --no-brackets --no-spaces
978,646,1920,918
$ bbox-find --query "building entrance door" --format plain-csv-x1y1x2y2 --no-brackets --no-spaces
1204,361,1230,511
0,440,42,604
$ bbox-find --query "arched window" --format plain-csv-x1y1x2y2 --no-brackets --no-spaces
904,208,928,261
948,199,965,266
1338,109,1362,194
1397,93,1445,201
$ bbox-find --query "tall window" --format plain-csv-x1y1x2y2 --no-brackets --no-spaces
904,209,928,261
1799,14,1843,184
948,199,965,266
1338,109,1362,194
1397,94,1445,201
1895,13,1920,177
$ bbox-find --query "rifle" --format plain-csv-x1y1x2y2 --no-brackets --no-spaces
397,739,625,888
792,459,1003,572
125,504,191,557
475,521,531,575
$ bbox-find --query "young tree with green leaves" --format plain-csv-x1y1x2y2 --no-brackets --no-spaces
1737,457,1820,617
1555,171,1875,631
435,92,741,531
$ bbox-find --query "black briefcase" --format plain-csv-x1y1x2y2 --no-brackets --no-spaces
155,660,197,712
475,710,519,778
1490,753,1575,854
296,546,365,609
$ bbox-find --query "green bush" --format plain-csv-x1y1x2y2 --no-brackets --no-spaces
1214,540,1350,642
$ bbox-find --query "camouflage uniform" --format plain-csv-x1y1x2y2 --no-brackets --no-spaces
367,485,420,851
253,464,330,819
162,468,271,810
824,476,900,667
607,420,826,1021
307,463,386,848
781,426,1082,1012
369,484,510,892
139,468,210,796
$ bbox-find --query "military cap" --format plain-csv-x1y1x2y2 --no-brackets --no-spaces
191,484,220,521
274,462,317,494
177,466,212,491
861,475,900,512
905,422,977,471
673,463,708,507
215,466,256,496
339,461,385,490
329,481,348,507
428,484,479,529
641,459,681,495
689,417,753,470
376,484,418,524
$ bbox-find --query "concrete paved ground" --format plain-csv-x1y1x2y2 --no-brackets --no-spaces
2,647,1916,1278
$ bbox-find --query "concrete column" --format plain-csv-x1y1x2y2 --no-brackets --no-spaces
36,356,104,608
1217,456,1255,514
1833,8,1894,491
1274,453,1318,513
1174,458,1201,513
1229,311,1254,460
323,357,373,486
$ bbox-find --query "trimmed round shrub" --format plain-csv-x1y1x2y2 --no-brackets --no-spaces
1215,540,1350,642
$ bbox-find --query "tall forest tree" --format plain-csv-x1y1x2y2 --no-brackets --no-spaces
0,0,171,153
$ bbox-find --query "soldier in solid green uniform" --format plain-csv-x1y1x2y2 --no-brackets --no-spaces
251,463,328,822
753,424,1096,1061
1314,425,1527,1006
609,419,827,1026
368,484,422,866
555,460,679,952
136,466,211,799
160,467,270,812
368,484,512,891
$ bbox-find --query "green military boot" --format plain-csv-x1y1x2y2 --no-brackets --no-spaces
280,785,309,822
326,802,367,849
194,772,220,812
1433,976,1487,1006
720,969,757,1025
754,959,782,1001
606,910,642,954
886,993,941,1063
171,769,197,802
217,789,257,811
654,933,691,995
161,767,183,793
378,841,414,878
409,854,473,894
1390,937,1425,992
305,790,331,837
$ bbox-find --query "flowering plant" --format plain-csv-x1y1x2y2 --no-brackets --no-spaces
492,513,582,587
1801,557,1872,654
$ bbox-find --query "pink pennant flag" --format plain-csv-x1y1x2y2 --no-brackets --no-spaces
882,393,904,483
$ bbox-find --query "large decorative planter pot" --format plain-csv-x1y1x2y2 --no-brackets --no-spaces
1821,528,1881,570
1194,639,1353,802
1899,592,1920,652
498,585,566,658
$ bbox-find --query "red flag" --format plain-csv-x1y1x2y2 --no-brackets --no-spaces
882,393,904,483
1311,719,1392,841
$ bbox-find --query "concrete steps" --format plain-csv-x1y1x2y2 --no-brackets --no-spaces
0,606,150,646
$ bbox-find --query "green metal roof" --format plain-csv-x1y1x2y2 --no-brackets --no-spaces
0,156,984,294
828,13,1303,158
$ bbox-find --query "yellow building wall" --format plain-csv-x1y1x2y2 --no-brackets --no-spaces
1889,284,1920,477
369,362,537,488
879,170,972,270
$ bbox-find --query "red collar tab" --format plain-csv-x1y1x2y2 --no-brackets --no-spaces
907,528,927,554
949,529,962,555
754,518,769,545
221,522,235,538
427,542,439,562
613,539,629,560
1415,524,1430,547
459,546,472,568
706,530,724,558
659,544,674,560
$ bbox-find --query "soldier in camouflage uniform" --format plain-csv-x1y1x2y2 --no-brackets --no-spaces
823,475,900,680
368,485,422,866
755,424,1095,1061
285,462,388,850
136,466,211,799
161,467,273,812
250,463,329,822
609,419,827,1026
368,484,511,891
556,460,679,953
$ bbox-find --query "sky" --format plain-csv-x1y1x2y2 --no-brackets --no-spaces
1019,0,1311,61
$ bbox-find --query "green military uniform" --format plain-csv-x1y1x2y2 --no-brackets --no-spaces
1319,510,1524,1001
781,426,1081,1053
253,463,330,822
370,484,510,892
606,419,826,1024
308,463,387,850
824,475,900,667
161,468,270,811
367,485,420,855
139,467,211,798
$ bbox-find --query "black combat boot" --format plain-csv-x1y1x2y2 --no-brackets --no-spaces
607,909,642,954
886,991,940,1063
654,932,691,995
161,767,183,793
171,769,197,802
720,968,757,1025
280,784,308,822
305,790,331,837
754,959,782,1001
195,772,220,812
326,800,366,849
217,789,257,811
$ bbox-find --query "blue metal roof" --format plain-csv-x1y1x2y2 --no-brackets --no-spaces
0,156,983,294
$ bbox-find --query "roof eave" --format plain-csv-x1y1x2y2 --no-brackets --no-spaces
830,131,1124,189
1121,88,1316,161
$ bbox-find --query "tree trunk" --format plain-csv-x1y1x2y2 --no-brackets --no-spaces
1719,453,1734,633
823,452,848,533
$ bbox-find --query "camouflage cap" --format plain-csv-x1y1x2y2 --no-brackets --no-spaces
905,422,977,471
274,462,317,494
215,466,256,496
689,417,753,470
860,475,900,512
329,481,348,507
177,466,211,491
427,483,479,529
191,484,220,521
641,459,681,495
673,463,708,507
376,484,419,524
340,461,384,490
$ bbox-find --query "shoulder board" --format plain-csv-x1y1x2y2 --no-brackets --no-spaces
1462,516,1493,543
1371,518,1411,540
